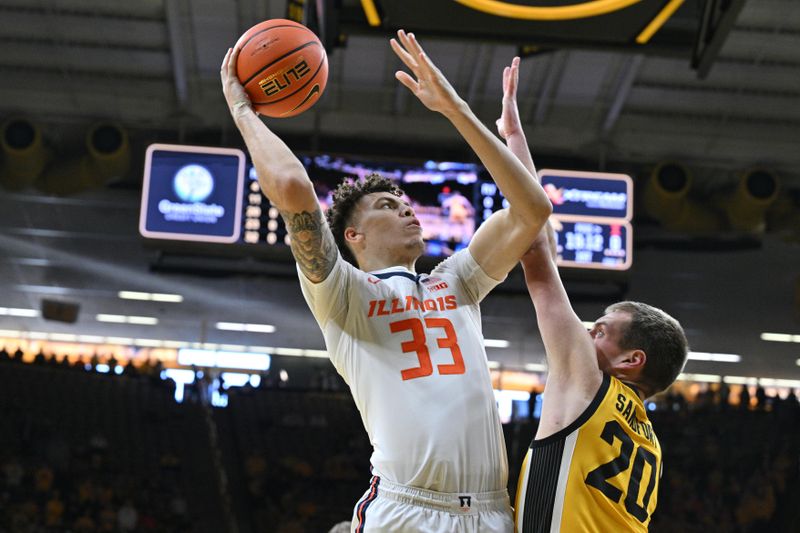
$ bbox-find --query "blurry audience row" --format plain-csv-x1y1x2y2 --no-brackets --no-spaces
1,350,798,532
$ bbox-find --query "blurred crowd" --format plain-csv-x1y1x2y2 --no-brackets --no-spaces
650,386,800,532
1,348,798,532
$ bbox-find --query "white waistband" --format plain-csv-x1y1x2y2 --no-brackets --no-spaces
374,478,510,515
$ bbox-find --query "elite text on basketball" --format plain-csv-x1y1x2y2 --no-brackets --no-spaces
259,58,311,96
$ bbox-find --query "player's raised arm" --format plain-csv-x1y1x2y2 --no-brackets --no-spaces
221,47,337,283
390,31,552,280
495,58,601,408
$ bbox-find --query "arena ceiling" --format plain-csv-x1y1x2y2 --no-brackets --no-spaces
0,0,799,384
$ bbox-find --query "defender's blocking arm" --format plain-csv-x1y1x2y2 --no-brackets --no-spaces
495,57,602,423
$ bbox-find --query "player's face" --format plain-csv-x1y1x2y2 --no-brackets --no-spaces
352,192,425,259
589,311,632,373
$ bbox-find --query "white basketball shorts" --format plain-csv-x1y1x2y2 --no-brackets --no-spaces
350,476,514,533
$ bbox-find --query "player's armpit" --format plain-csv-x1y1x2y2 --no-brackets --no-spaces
280,208,338,283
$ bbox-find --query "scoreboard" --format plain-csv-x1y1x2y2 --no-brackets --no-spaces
140,144,633,271
239,154,483,258
479,169,633,270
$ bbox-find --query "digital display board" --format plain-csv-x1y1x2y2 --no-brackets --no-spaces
479,168,633,271
140,144,245,243
140,145,633,270
240,155,482,257
554,218,632,270
540,169,632,220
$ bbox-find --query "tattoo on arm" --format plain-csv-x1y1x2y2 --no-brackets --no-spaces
280,208,338,282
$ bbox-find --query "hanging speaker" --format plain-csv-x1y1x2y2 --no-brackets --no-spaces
41,299,80,324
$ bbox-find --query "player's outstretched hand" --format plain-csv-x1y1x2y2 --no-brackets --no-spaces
220,47,255,118
496,57,522,140
390,30,464,116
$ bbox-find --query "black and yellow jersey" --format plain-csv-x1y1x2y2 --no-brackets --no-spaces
515,374,661,532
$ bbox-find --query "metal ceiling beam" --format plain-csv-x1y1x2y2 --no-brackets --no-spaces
531,51,566,125
601,54,643,135
0,0,165,18
693,0,747,78
0,11,167,48
165,0,190,109
0,41,172,76
465,44,490,105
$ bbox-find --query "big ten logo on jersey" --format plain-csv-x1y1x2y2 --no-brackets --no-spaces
421,276,449,292
258,58,310,96
367,295,456,317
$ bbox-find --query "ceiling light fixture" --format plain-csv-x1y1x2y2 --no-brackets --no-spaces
687,351,741,363
484,339,509,348
761,332,800,343
118,291,184,303
215,322,275,333
0,307,39,317
96,314,158,325
524,363,547,372
677,373,721,383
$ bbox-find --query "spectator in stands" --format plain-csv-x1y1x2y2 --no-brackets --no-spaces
34,463,54,495
739,385,751,410
0,346,9,361
73,510,96,532
718,380,730,410
2,456,24,490
44,490,64,528
122,357,138,376
117,498,139,531
755,385,768,410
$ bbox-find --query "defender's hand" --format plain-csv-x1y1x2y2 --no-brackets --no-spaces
496,57,522,140
390,30,464,117
220,47,255,118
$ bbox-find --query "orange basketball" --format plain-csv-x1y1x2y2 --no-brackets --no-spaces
234,19,328,118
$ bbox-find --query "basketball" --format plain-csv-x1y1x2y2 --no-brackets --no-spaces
234,19,328,118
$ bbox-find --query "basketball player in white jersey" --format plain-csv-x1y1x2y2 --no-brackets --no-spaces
494,57,689,532
221,30,551,532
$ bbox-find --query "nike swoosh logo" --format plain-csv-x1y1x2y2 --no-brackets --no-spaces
284,84,321,116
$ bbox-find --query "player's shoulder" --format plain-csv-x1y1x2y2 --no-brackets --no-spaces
430,248,473,275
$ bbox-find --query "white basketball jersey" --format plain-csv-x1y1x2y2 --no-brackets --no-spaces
298,249,508,493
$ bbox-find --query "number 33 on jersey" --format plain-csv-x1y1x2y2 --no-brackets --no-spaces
516,374,662,532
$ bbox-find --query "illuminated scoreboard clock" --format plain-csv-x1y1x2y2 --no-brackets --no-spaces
544,169,633,270
555,219,632,270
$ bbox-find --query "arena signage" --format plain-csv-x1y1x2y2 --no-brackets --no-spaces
540,169,633,221
140,144,245,243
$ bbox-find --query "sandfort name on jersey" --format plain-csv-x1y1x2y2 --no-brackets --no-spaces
615,392,656,445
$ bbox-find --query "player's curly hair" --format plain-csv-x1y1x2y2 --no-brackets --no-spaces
605,301,689,396
326,173,403,266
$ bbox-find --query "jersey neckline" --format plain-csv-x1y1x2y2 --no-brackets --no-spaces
369,266,422,282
